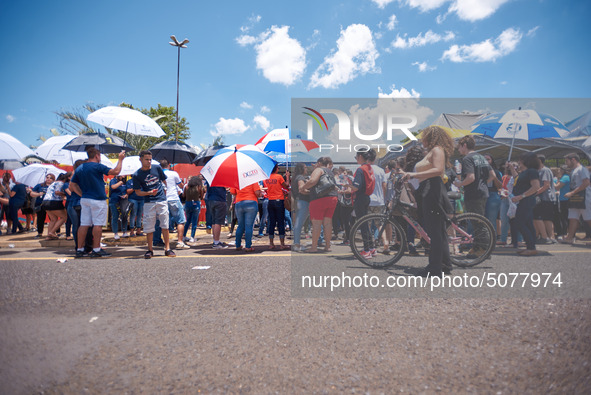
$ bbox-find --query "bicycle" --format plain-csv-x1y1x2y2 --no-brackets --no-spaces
349,175,495,269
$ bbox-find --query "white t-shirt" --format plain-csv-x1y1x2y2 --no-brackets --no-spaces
369,165,387,207
570,164,591,205
163,169,182,202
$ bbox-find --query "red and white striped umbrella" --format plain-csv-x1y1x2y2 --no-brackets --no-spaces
201,144,276,189
255,127,319,154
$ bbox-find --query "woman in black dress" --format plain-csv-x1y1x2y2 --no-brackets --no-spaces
401,126,454,277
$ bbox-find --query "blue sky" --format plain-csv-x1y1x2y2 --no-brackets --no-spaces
1,0,589,152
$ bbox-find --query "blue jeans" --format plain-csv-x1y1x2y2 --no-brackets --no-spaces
293,199,310,246
485,191,501,234
128,199,144,229
67,204,80,248
258,199,268,235
205,199,212,229
109,200,129,234
235,200,258,248
284,208,292,230
184,201,201,238
499,197,510,243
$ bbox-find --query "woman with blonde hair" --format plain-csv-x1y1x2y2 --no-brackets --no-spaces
400,126,454,277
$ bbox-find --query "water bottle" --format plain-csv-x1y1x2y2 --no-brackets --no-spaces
454,159,462,175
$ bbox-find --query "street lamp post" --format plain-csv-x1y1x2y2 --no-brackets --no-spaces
169,35,189,142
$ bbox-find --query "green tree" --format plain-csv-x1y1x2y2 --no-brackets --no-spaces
53,102,192,156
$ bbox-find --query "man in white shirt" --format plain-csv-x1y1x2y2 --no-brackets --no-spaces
161,159,190,249
368,149,387,214
560,153,591,244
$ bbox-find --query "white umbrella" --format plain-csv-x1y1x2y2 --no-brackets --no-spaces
35,135,114,167
118,156,160,176
0,132,35,161
87,106,165,138
12,164,66,187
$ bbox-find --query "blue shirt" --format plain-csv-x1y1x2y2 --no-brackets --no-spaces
109,178,127,203
133,165,167,203
126,179,141,201
64,181,82,208
558,174,570,201
9,184,27,206
32,183,49,207
71,162,111,200
204,179,226,202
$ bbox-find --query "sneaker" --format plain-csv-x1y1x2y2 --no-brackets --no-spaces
75,250,88,258
360,251,373,259
100,242,107,248
176,242,190,249
227,233,234,238
113,234,120,240
90,249,112,258
369,248,377,257
165,249,176,257
212,242,229,249
122,233,129,238
188,237,195,243
144,250,154,259
338,240,350,246
183,236,191,242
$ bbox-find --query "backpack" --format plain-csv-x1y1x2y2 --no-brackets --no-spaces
360,164,375,195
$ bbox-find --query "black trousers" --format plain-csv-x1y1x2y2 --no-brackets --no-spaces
36,206,47,236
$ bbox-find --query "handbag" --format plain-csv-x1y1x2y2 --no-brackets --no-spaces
313,169,337,198
569,190,586,209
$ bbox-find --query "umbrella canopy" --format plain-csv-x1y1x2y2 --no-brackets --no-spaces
417,112,489,140
118,156,160,176
0,132,35,161
471,109,569,160
0,160,26,170
565,110,591,138
149,140,200,164
255,128,319,154
62,133,135,154
35,135,113,167
267,151,319,165
12,163,66,187
193,145,227,166
201,144,276,189
87,106,165,137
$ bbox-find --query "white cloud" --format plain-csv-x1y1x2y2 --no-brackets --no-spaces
240,101,253,109
388,0,508,22
371,0,396,8
392,30,455,49
527,26,540,37
309,24,379,89
210,117,250,137
236,35,257,46
6,115,15,123
253,115,271,131
448,0,510,22
255,26,307,86
500,81,508,85
441,27,522,62
240,14,262,33
260,106,270,113
387,14,398,30
405,0,449,12
378,85,421,98
412,61,437,72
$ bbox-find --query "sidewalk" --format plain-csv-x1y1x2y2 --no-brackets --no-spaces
0,226,288,249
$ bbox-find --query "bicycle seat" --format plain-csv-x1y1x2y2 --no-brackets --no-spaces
447,191,461,200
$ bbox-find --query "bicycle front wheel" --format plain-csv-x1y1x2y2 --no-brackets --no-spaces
349,214,406,268
447,212,495,267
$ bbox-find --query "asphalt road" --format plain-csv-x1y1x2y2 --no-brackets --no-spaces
1,243,590,394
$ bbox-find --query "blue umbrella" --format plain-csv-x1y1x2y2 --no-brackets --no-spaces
471,109,569,160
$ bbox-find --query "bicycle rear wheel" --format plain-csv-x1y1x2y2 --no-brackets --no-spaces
447,212,495,267
349,214,406,268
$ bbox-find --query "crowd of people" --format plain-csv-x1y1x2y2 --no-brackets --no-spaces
1,135,591,266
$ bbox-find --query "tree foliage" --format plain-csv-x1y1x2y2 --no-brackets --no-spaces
53,102,192,156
